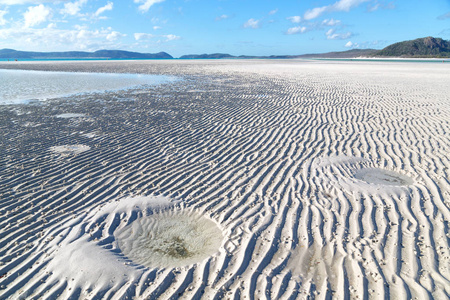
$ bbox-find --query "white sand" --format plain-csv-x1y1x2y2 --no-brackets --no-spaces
50,144,91,156
55,113,86,118
354,168,414,186
0,60,449,299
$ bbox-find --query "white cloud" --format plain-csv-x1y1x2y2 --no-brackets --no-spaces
134,32,154,40
345,41,359,48
0,9,7,26
134,32,179,42
287,16,301,23
304,0,369,20
322,18,341,26
269,9,278,15
23,4,52,28
304,6,328,20
0,0,59,4
164,34,180,41
94,1,113,17
60,0,88,16
286,26,307,35
333,0,368,11
106,31,125,41
326,28,352,40
367,3,380,12
215,14,229,21
338,32,353,39
0,26,126,51
243,18,260,29
438,12,450,20
153,26,161,30
367,1,395,12
134,0,165,13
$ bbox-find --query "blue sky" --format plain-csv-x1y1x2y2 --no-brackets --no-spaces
0,0,449,57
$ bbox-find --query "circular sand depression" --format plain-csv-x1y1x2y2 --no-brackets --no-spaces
354,168,413,186
114,211,223,268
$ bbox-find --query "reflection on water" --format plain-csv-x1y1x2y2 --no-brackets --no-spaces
0,69,176,105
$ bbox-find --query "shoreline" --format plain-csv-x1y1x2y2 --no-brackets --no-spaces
1,56,449,64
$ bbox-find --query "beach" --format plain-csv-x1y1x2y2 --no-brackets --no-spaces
0,59,449,299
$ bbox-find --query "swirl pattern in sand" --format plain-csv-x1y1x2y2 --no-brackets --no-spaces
115,211,223,268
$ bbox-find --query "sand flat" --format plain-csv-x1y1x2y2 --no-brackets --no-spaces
0,60,449,299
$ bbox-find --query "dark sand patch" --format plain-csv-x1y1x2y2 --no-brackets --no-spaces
115,212,223,268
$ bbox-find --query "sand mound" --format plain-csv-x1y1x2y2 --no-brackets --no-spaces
19,196,225,299
50,144,90,155
311,155,416,193
55,113,86,118
116,211,223,268
81,132,98,138
354,168,414,186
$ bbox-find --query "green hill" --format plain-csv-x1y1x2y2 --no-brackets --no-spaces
0,49,173,59
374,37,450,58
180,53,234,59
2,37,449,60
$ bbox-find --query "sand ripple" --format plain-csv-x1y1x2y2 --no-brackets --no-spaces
0,60,449,299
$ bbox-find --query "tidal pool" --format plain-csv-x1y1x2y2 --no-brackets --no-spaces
115,211,223,268
0,69,176,105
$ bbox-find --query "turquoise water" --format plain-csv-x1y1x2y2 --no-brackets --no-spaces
314,58,449,63
1,58,448,63
0,58,109,62
0,69,176,105
0,58,172,62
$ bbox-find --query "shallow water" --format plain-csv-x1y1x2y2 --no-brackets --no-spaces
0,69,175,105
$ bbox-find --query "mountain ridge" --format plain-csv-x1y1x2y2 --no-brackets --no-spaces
1,37,449,60
374,37,450,57
0,49,173,59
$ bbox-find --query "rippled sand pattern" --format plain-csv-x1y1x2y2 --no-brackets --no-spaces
0,60,449,299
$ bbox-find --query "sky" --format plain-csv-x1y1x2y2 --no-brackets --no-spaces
0,0,449,57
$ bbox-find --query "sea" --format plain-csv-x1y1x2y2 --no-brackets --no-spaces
0,68,176,105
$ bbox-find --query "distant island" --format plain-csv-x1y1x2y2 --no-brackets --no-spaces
374,37,450,58
179,53,235,59
178,49,377,59
0,49,173,59
180,37,450,59
1,37,449,60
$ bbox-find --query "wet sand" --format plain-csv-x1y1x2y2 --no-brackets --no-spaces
0,59,449,299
